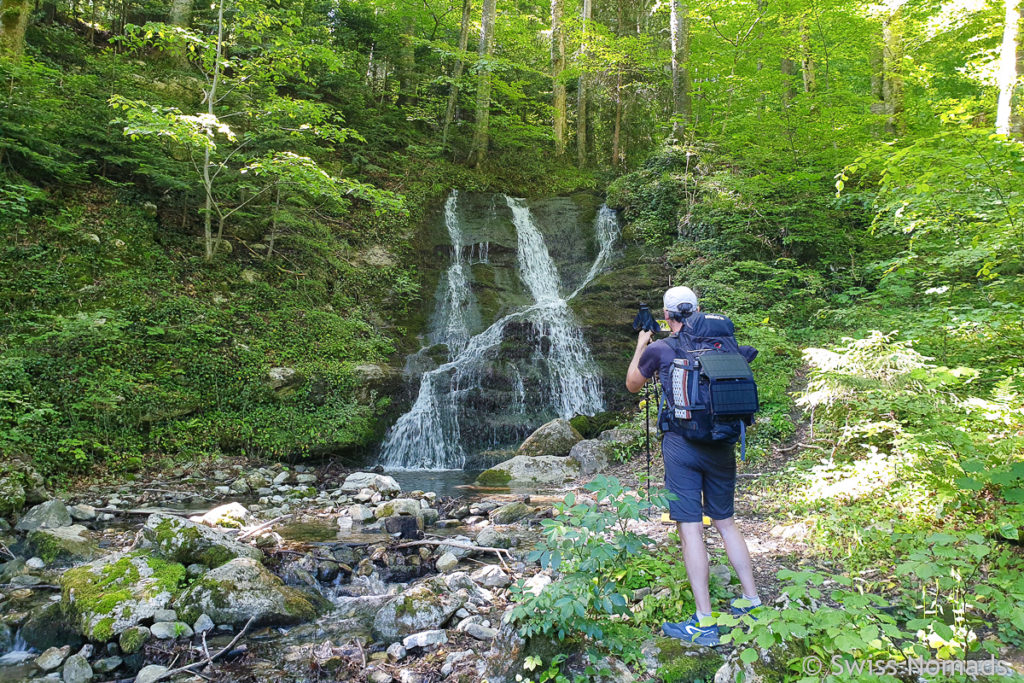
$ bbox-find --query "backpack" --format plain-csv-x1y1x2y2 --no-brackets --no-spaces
657,312,759,459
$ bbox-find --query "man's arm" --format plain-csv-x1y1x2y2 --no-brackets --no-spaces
626,330,653,393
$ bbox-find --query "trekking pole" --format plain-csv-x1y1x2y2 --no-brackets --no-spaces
644,379,651,508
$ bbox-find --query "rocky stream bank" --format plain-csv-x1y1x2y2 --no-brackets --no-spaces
0,418,769,683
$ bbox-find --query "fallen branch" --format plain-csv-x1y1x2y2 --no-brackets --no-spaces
0,583,60,590
92,507,189,517
774,442,826,453
237,513,294,541
393,539,512,569
150,616,256,682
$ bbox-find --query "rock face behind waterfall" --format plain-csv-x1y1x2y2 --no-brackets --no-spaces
380,192,614,470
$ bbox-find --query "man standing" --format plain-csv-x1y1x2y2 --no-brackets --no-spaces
625,286,761,646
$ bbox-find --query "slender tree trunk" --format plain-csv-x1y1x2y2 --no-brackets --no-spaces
882,11,905,136
397,17,417,106
0,0,31,57
996,0,1020,135
1012,3,1024,138
441,0,472,150
669,0,691,137
800,17,815,93
551,0,567,155
612,70,622,167
468,0,496,167
203,0,225,262
577,0,592,167
267,186,280,260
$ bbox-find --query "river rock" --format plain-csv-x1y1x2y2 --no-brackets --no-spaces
69,504,97,521
341,472,401,495
568,439,615,476
334,595,392,625
372,577,467,643
175,557,329,628
15,499,72,532
347,504,375,522
435,552,459,572
93,656,123,673
118,626,150,654
384,516,421,538
135,665,169,683
599,429,635,445
194,613,215,634
268,367,303,392
374,498,421,518
142,513,262,568
475,526,513,549
477,455,579,486
192,503,252,529
62,653,93,683
27,525,99,564
462,622,498,640
489,502,534,524
20,601,82,651
436,535,475,559
35,645,70,671
471,565,511,588
402,629,448,650
151,621,193,639
517,419,583,457
61,552,186,641
386,642,407,661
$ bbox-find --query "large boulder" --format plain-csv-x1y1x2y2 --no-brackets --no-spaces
568,439,615,476
476,456,579,487
27,525,100,564
340,472,401,495
15,499,72,532
372,577,468,643
142,513,262,568
175,557,330,628
61,552,187,642
516,419,583,457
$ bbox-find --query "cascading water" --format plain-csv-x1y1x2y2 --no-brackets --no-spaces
379,193,619,471
428,191,478,357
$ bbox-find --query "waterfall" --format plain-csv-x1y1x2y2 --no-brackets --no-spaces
429,191,476,357
379,194,619,471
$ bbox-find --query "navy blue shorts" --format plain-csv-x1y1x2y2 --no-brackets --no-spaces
662,432,736,523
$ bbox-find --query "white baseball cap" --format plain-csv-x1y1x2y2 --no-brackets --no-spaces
663,286,698,314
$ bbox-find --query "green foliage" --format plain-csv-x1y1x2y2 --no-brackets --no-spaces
510,476,673,657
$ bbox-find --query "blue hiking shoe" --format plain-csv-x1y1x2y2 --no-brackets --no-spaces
662,614,720,646
730,597,761,617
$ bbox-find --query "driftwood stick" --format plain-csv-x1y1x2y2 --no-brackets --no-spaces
0,583,60,590
393,539,512,569
151,616,256,682
237,513,294,541
93,507,188,517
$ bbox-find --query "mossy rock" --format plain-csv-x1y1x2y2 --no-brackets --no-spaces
142,513,263,568
27,525,100,564
60,552,188,642
475,468,513,487
371,576,467,643
174,557,330,628
477,455,579,486
653,637,725,682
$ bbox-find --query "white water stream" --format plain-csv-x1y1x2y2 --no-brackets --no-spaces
378,194,618,470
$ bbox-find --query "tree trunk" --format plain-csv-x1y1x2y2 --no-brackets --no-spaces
800,17,815,93
669,0,691,138
203,0,226,262
468,0,497,167
577,0,592,167
996,0,1020,135
441,0,472,150
780,57,797,107
551,0,567,155
1012,3,1024,138
0,0,31,57
168,0,191,26
397,17,417,106
612,70,622,167
882,11,905,136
